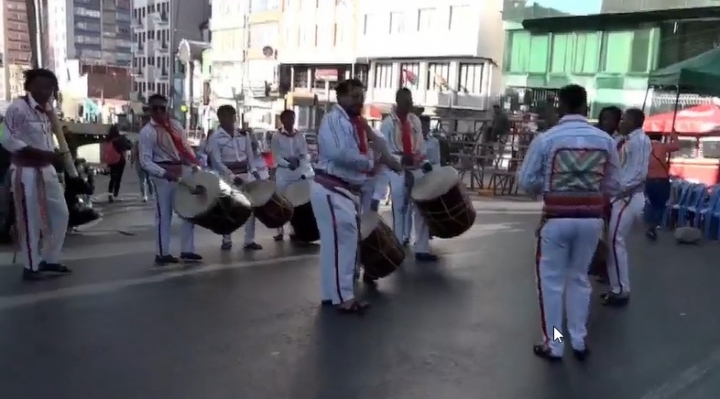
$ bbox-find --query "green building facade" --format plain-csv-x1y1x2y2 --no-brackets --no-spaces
501,2,720,117
503,26,660,116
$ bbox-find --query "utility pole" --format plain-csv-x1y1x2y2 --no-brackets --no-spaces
25,0,46,69
240,0,251,125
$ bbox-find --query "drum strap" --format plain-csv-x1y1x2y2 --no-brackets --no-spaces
157,161,183,177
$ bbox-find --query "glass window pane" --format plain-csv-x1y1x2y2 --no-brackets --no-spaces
550,34,568,73
602,31,633,73
630,29,651,73
582,33,600,73
528,35,549,73
508,31,530,73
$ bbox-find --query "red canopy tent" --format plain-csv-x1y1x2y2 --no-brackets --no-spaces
643,103,720,135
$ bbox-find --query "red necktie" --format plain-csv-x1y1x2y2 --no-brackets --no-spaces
351,117,368,154
398,114,413,154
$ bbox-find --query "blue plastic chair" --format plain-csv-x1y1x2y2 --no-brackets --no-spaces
662,179,689,227
694,184,720,229
666,180,695,227
701,188,720,239
677,183,708,227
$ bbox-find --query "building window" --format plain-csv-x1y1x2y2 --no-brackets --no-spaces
457,63,484,94
389,12,404,34
363,14,379,35
550,33,573,73
629,28,652,73
248,22,279,48
373,63,393,89
572,32,600,74
426,63,450,90
76,7,101,18
448,5,470,30
417,8,435,32
399,62,419,89
601,31,633,73
250,0,280,13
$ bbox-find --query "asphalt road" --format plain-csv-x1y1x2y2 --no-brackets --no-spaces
0,172,718,399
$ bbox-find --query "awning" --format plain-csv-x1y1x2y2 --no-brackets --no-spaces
644,104,720,134
647,47,720,97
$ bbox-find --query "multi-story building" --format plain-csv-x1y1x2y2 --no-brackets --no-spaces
46,0,133,75
1,0,33,101
279,0,367,128
131,0,210,105
502,0,720,115
208,0,247,115
357,0,504,116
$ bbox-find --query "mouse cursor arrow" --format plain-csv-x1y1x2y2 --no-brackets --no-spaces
552,327,564,343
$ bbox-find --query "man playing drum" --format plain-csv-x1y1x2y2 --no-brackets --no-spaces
381,88,437,262
207,105,263,251
603,108,651,307
138,94,203,265
517,84,621,362
272,109,313,242
311,78,388,314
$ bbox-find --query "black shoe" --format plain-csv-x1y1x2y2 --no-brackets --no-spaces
243,242,263,251
22,268,46,281
180,252,203,262
273,234,283,242
155,254,180,265
220,242,232,251
645,228,658,241
601,291,630,307
289,234,301,242
572,346,590,362
320,300,333,307
402,239,410,247
415,252,439,262
38,261,72,274
533,343,562,362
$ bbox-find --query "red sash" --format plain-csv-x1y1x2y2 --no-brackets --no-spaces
155,118,199,166
398,114,413,154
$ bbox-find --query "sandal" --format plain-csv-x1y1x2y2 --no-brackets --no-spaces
336,300,370,315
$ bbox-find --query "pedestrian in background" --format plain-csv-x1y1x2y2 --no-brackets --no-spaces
102,125,132,202
645,131,680,240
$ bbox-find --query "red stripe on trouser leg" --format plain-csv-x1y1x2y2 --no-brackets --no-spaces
535,235,549,344
155,192,164,256
326,195,343,303
611,201,630,294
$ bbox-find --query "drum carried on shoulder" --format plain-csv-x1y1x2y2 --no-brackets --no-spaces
359,212,404,279
243,180,293,229
284,179,320,242
174,170,253,235
411,166,476,239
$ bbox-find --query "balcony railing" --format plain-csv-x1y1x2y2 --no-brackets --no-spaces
151,12,168,26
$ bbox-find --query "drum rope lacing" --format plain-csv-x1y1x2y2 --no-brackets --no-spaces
419,197,474,228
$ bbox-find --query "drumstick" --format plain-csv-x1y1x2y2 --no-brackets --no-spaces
178,179,206,195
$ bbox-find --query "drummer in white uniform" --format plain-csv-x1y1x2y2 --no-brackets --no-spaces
381,88,438,262
271,109,313,241
138,94,203,265
207,105,263,251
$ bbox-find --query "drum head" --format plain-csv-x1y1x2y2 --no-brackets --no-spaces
174,171,232,218
360,211,380,240
243,180,276,207
411,166,460,202
284,179,312,206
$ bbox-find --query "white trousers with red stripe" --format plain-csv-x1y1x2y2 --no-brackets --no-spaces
388,170,429,253
222,168,270,246
607,192,645,294
11,165,69,271
537,218,603,355
310,181,359,304
151,170,195,257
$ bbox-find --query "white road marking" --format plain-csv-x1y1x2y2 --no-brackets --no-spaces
0,247,492,311
639,349,720,399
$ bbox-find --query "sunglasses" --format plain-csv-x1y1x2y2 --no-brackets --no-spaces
150,105,167,112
